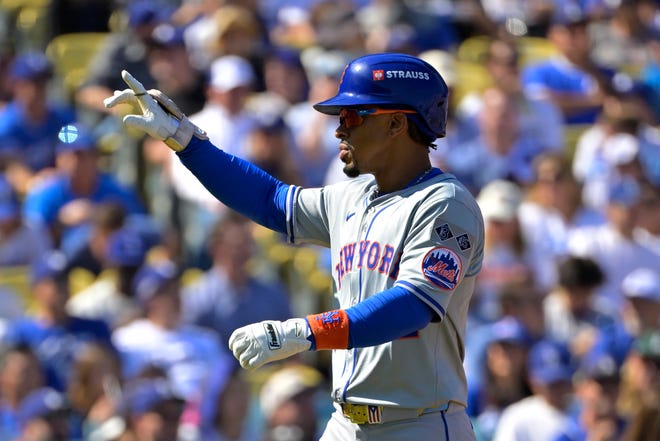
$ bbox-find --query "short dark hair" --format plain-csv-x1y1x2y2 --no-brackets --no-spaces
557,256,605,289
407,118,435,148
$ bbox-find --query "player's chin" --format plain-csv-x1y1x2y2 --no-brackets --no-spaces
343,163,360,178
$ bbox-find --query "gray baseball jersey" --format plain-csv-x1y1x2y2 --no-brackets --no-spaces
284,170,484,410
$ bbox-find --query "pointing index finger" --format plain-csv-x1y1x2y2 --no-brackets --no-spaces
121,70,148,96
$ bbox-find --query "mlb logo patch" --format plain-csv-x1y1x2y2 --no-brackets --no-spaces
372,69,385,81
422,247,462,290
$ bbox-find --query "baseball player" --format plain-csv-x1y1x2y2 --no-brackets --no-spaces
104,53,484,441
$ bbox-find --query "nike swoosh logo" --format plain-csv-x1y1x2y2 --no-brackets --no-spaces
345,212,356,221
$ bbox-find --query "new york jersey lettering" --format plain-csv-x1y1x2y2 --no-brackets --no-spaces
336,241,399,288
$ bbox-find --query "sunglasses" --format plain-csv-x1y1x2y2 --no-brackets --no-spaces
339,108,416,129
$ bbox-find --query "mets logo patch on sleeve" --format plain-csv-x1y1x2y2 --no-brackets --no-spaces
421,246,462,290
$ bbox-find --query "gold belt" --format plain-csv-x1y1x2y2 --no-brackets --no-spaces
340,401,464,425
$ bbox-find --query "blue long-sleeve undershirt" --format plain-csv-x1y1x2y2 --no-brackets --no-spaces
344,285,436,349
177,137,289,233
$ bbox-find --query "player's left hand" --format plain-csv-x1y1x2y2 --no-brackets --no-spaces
228,319,312,370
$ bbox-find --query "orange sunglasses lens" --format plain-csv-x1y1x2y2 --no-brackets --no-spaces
339,108,416,128
339,109,363,128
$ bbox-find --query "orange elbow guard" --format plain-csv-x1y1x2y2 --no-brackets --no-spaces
306,310,350,350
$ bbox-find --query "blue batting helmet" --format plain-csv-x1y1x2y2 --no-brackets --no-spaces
313,53,449,139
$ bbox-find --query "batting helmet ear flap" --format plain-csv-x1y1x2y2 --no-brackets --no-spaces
313,53,449,138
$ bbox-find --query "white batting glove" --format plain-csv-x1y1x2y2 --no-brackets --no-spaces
102,70,208,152
228,319,312,370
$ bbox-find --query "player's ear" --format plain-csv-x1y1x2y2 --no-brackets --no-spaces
388,113,408,138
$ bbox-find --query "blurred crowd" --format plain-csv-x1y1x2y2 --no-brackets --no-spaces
0,0,659,440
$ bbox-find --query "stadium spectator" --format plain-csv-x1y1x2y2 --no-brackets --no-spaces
620,267,660,336
308,1,365,55
570,79,660,207
63,201,128,276
112,261,227,401
473,180,535,322
0,51,76,194
123,378,186,441
66,342,124,440
243,112,305,186
196,4,267,74
519,153,606,290
552,348,627,441
0,174,52,267
445,87,549,192
66,226,149,329
198,362,255,441
2,251,114,392
575,132,649,214
521,4,618,125
467,316,532,440
588,1,655,73
492,339,575,441
0,345,45,441
259,363,324,441
246,47,309,116
457,37,564,152
543,256,617,355
21,123,146,257
181,212,292,347
14,387,72,441
620,376,660,441
567,176,660,312
495,283,547,346
75,1,168,116
618,330,660,419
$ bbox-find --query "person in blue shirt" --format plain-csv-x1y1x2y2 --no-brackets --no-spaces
181,211,293,347
0,52,76,188
2,251,115,392
521,5,617,125
22,123,147,256
14,387,74,441
551,347,627,441
0,344,45,441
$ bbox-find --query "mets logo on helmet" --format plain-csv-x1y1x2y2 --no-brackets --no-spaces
421,246,462,290
372,69,385,81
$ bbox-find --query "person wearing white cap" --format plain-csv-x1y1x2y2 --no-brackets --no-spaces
577,132,647,212
621,267,660,335
259,363,324,441
167,54,259,264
